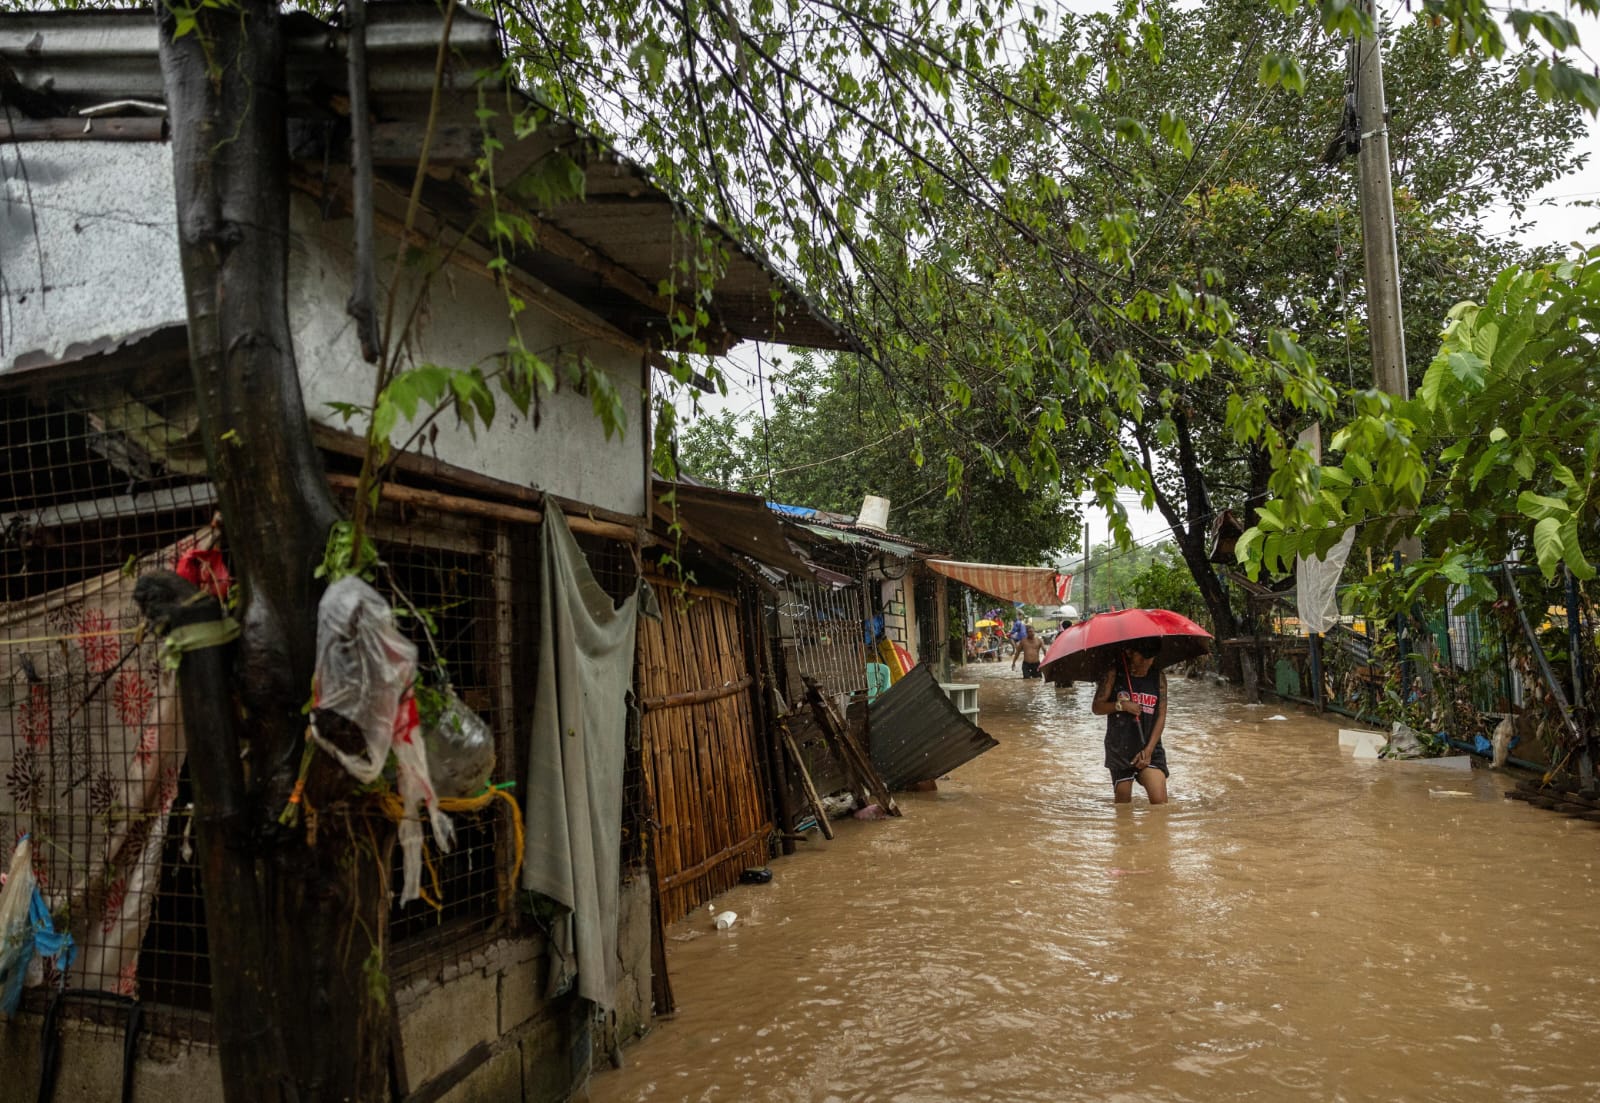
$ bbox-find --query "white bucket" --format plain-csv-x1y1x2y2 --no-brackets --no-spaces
855,495,890,532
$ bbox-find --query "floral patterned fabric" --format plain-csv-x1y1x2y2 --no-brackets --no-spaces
0,536,202,998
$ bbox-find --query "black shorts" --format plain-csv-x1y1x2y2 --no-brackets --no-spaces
1105,734,1168,785
1021,661,1040,679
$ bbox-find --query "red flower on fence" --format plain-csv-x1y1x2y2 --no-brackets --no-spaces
157,765,180,813
5,751,43,812
114,672,154,729
18,684,52,748
175,548,232,601
76,608,123,673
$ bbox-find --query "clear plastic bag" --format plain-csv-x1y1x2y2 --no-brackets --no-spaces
0,837,36,1016
422,690,495,799
311,577,452,904
312,577,418,783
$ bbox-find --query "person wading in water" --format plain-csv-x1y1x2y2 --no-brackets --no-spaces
1091,640,1169,805
1012,626,1045,679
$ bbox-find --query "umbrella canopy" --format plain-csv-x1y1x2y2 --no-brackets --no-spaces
1039,608,1212,684
974,618,1001,628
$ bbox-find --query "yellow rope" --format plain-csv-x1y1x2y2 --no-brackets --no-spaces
372,784,525,904
0,626,142,647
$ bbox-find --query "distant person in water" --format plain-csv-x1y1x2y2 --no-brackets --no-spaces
1091,640,1168,805
1012,626,1045,679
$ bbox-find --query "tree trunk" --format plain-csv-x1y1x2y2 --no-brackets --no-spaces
156,3,395,1099
1137,413,1242,677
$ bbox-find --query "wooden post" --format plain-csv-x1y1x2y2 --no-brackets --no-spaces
803,676,900,817
934,573,950,683
781,727,835,840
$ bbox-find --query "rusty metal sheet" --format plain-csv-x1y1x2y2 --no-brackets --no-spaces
0,7,856,356
657,480,820,580
868,663,997,790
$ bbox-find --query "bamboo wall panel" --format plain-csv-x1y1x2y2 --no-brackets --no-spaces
637,587,772,921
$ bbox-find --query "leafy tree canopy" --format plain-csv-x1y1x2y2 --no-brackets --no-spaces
1241,245,1600,614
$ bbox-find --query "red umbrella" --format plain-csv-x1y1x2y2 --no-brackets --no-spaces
1039,608,1213,684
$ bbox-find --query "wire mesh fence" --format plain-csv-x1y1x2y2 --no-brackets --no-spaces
0,368,217,1042
1241,571,1584,771
0,365,670,1040
771,579,867,707
357,504,516,979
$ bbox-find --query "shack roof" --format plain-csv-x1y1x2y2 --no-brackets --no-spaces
0,5,854,366
652,480,819,581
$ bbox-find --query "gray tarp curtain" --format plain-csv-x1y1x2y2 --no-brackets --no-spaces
522,506,639,1010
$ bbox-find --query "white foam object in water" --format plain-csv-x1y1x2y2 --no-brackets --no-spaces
1352,734,1383,759
1339,728,1386,749
1429,789,1472,798
713,910,738,930
1398,755,1472,772
1266,714,1288,721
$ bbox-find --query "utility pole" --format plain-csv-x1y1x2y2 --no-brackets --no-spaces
1352,0,1439,698
1355,0,1408,398
1081,519,1091,615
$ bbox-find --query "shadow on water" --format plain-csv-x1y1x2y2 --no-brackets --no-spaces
587,661,1600,1103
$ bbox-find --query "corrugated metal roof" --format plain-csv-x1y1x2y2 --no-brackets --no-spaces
0,6,854,354
796,522,920,559
868,663,998,790
655,480,820,580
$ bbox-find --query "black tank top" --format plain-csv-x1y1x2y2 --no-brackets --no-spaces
1106,664,1162,742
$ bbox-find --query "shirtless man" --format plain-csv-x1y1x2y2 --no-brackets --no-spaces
1012,626,1045,679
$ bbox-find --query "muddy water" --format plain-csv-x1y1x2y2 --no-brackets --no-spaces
588,664,1600,1102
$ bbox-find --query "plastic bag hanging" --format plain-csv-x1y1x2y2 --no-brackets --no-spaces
0,837,36,1015
310,577,452,905
421,689,495,799
392,688,454,905
0,836,73,1016
311,577,418,783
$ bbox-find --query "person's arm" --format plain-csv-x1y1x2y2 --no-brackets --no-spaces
1091,668,1135,716
1132,671,1169,768
1011,642,1019,667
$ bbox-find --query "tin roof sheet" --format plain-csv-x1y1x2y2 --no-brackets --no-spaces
868,663,997,789
0,6,854,356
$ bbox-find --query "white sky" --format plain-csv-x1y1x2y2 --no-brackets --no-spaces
677,3,1600,556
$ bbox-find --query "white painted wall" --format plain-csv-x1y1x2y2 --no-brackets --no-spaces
2,142,649,518
288,194,649,517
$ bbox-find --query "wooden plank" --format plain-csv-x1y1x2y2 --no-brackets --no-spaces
1,115,167,142
640,676,753,712
490,526,518,920
641,574,741,608
804,676,900,817
782,727,835,841
326,473,640,542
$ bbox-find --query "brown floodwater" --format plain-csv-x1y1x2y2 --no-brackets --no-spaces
586,663,1600,1102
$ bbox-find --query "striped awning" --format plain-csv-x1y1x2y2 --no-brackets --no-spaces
925,559,1072,606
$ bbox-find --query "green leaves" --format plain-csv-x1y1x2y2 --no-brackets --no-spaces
1258,52,1306,94
1239,246,1600,595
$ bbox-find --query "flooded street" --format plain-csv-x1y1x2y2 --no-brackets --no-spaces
589,664,1600,1102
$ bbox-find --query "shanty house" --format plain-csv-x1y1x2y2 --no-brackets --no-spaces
0,6,849,1101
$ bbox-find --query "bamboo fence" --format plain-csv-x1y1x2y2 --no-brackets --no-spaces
637,578,773,922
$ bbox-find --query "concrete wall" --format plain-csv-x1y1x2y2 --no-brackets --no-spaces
1,143,650,518
0,877,656,1103
287,193,649,518
0,142,187,371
